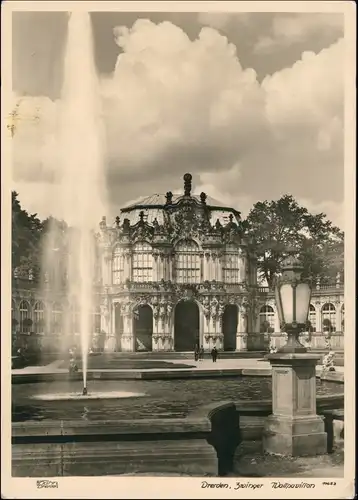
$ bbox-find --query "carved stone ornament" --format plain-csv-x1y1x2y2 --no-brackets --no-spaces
210,299,219,319
152,304,159,319
218,301,225,317
172,204,200,239
228,295,237,305
172,284,198,301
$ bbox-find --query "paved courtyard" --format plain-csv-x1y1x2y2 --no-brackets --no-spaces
12,356,344,375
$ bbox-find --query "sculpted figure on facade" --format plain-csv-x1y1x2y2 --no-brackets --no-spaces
159,297,166,321
218,301,225,317
166,301,173,317
201,296,210,319
152,304,159,320
210,298,219,319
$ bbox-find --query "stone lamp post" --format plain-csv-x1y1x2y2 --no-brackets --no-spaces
263,249,327,456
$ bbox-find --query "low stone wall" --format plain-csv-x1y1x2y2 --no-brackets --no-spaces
12,418,217,477
12,393,344,478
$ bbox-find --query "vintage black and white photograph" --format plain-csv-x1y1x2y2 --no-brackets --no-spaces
1,1,355,498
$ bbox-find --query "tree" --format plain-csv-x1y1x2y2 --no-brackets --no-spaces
244,195,344,288
12,191,43,277
12,192,69,281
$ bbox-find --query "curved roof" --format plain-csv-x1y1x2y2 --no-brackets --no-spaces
119,193,241,227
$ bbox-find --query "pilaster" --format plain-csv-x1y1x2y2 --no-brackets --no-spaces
335,302,342,332
123,249,132,282
315,301,322,332
237,310,248,351
152,298,174,351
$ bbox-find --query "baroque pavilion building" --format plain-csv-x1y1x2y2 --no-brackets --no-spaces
11,174,344,354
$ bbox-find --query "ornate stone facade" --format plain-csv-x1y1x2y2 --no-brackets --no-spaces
11,174,344,353
97,174,255,352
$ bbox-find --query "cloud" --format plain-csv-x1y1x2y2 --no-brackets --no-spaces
10,19,344,229
262,39,344,149
197,12,251,31
254,13,343,54
11,93,58,184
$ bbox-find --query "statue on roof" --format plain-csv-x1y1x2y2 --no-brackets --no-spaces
165,191,173,205
200,192,207,205
122,218,130,232
183,173,192,197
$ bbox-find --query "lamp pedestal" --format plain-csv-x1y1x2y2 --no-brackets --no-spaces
263,353,327,457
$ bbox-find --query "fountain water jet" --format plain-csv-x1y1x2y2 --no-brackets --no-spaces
41,11,107,395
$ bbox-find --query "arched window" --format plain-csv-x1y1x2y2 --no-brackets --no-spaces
51,302,62,334
259,305,275,333
19,300,31,334
34,301,45,334
223,245,240,284
341,304,344,332
175,239,201,284
132,242,153,282
112,245,125,285
321,303,336,333
308,304,316,332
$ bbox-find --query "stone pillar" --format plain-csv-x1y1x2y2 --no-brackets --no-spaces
212,254,219,281
203,309,214,352
121,305,135,352
165,302,174,350
123,250,132,282
315,303,322,333
152,309,160,351
203,253,210,281
159,254,165,281
152,301,174,351
215,315,224,351
152,254,159,282
263,354,327,456
236,311,248,351
217,253,223,282
162,255,168,281
168,252,173,281
201,299,210,349
335,303,341,333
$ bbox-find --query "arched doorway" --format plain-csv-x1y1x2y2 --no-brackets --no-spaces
115,305,124,352
134,305,153,351
222,305,238,351
174,301,200,352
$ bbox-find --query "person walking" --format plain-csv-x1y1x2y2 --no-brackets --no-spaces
199,345,204,361
211,346,218,363
194,344,199,362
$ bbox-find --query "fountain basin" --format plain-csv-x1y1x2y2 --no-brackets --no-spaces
12,395,344,477
33,391,146,401
11,372,344,477
12,376,343,422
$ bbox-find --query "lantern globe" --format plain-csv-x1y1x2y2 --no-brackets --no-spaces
274,248,312,353
295,282,312,324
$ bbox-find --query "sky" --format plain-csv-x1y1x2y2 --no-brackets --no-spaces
10,10,345,229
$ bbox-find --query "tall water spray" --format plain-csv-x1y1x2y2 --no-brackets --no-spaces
42,12,107,391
